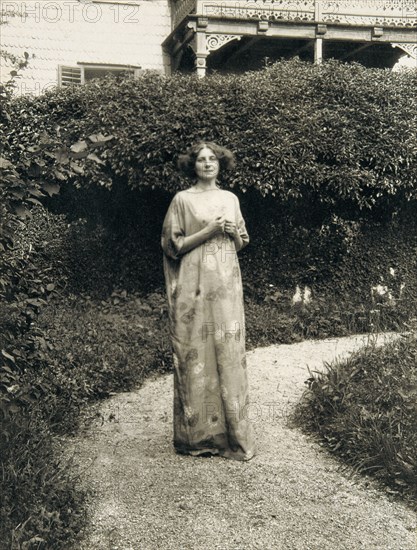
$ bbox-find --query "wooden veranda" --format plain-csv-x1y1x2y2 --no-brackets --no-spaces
163,0,417,75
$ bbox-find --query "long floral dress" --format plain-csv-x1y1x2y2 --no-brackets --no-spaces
161,187,256,461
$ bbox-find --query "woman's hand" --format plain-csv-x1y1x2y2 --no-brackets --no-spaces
206,216,226,236
224,220,245,251
224,220,238,238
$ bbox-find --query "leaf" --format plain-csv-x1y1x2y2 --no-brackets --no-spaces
88,133,114,144
1,350,16,363
53,149,69,164
14,205,31,218
25,298,47,307
71,150,89,160
28,187,44,198
11,189,25,200
26,198,43,206
70,162,84,175
0,157,13,169
70,140,88,153
1,365,14,373
87,153,105,165
43,183,60,196
53,170,66,181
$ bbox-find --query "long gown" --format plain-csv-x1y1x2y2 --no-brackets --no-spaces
161,187,256,461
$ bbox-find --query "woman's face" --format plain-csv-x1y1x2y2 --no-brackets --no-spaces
194,146,220,181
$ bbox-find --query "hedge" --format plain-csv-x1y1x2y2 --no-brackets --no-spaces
5,58,417,223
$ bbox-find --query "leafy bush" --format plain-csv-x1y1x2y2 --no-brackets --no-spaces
0,287,172,547
6,59,417,225
293,333,417,504
7,59,415,325
0,59,95,548
5,60,417,313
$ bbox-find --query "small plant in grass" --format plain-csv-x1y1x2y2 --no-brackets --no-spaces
293,334,417,505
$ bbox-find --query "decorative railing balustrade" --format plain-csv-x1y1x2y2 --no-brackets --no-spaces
171,0,417,31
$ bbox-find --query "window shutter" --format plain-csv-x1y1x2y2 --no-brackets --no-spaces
58,66,83,87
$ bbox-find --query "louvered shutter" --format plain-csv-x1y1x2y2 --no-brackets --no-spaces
58,66,83,87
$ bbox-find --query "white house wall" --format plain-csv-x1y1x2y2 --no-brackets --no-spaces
1,0,171,95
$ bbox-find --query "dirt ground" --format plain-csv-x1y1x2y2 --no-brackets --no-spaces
64,333,416,549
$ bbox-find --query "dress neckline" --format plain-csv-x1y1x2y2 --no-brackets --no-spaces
185,186,221,194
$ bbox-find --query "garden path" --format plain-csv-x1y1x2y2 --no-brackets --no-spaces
67,333,416,549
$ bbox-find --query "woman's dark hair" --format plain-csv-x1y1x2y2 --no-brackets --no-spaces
177,142,235,178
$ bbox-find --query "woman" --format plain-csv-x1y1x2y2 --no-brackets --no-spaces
161,142,256,461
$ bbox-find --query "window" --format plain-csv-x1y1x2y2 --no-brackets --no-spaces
58,63,142,87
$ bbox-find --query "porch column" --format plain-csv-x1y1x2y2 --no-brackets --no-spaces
195,18,208,77
315,22,327,64
314,1,324,64
314,38,323,64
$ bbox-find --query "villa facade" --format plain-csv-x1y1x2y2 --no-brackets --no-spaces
0,0,416,94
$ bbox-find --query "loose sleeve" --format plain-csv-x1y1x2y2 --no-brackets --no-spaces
235,195,249,249
161,194,185,260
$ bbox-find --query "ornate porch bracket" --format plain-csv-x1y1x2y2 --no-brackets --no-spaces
392,43,417,59
206,34,242,52
189,30,243,75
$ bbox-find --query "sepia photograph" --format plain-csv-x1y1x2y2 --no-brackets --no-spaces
0,0,416,548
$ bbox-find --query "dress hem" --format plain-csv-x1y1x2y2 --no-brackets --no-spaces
174,445,256,462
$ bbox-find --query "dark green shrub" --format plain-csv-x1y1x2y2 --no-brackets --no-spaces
7,60,415,317
5,60,416,313
0,410,87,549
0,286,172,547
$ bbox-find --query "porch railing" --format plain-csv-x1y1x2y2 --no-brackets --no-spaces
172,0,417,31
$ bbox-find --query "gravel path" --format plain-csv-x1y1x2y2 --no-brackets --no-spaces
67,333,416,549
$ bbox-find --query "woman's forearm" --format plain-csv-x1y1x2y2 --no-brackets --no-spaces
233,233,244,252
178,226,245,257
179,226,213,255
